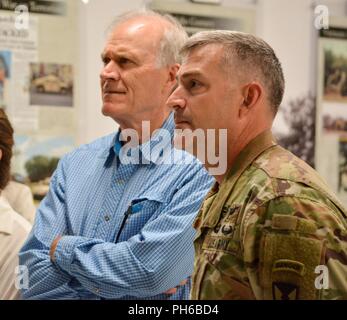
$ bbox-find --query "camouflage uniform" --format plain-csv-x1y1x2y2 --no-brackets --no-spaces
191,130,347,300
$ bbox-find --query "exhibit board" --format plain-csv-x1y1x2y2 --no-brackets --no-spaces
316,16,347,205
148,0,256,35
0,0,79,201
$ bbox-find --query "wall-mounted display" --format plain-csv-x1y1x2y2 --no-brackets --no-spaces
0,50,11,108
29,63,73,107
0,2,78,204
323,40,347,103
0,12,39,131
316,19,347,205
0,0,66,16
149,0,256,35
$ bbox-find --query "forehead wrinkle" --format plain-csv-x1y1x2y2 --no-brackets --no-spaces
106,38,159,65
110,18,165,50
102,40,155,65
102,46,138,58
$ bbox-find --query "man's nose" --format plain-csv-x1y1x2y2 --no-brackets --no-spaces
167,89,186,110
100,61,121,81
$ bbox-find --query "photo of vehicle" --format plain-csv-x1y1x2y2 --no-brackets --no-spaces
32,74,71,94
29,62,73,107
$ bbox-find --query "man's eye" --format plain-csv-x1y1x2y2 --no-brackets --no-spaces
102,57,111,66
119,57,132,65
190,80,201,89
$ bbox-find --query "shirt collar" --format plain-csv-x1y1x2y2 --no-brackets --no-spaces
201,130,277,228
111,112,175,165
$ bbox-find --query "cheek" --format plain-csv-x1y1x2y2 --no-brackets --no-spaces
140,75,166,99
190,96,215,124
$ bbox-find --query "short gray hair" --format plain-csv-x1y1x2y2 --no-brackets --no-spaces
181,30,285,115
108,9,188,67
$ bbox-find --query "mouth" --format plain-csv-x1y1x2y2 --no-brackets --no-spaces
102,82,126,95
174,116,190,125
175,120,192,130
103,90,126,95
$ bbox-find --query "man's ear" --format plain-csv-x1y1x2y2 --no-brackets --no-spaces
166,63,180,90
169,63,180,81
239,82,262,118
0,149,2,161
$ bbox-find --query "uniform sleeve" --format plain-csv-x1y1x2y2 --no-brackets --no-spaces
243,195,347,300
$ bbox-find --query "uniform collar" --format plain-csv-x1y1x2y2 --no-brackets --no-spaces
111,113,175,165
202,130,277,228
224,129,277,187
0,195,15,235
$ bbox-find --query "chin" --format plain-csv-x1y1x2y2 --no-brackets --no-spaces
175,122,193,131
102,103,125,118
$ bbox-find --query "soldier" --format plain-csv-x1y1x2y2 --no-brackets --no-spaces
167,30,347,300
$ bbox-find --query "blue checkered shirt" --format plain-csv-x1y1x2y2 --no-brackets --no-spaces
19,114,214,300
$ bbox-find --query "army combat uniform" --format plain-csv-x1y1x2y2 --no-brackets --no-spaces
191,130,347,300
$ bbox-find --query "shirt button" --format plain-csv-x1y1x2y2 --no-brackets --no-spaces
105,215,110,222
95,288,100,294
116,179,125,184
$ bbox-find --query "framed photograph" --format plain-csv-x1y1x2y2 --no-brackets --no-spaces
29,62,73,107
323,40,347,103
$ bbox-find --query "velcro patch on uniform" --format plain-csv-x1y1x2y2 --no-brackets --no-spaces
271,214,318,234
273,259,305,276
297,219,317,234
272,215,297,230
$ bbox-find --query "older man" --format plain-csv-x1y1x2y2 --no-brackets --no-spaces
19,11,213,300
168,30,347,300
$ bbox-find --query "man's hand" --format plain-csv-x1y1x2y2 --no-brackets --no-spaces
50,236,62,263
165,279,188,295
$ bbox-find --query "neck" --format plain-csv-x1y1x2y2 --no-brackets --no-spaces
118,109,171,144
214,124,272,185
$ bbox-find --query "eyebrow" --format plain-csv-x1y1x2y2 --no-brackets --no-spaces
178,71,204,82
101,50,137,61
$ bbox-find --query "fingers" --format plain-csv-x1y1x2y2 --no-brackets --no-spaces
179,279,188,286
164,278,189,295
165,287,178,295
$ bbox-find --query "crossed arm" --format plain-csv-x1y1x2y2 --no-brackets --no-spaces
19,158,212,299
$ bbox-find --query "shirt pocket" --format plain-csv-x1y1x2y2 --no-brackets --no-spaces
117,193,168,242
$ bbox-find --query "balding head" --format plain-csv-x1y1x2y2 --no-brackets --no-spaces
100,10,186,132
108,9,188,67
